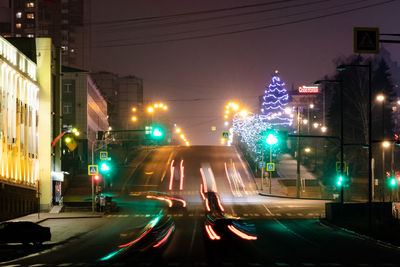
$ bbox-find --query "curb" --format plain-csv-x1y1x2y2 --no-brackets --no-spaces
36,215,103,223
258,192,333,201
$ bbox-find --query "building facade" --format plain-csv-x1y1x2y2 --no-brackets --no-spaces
1,0,90,69
62,66,108,171
90,72,144,131
0,36,54,220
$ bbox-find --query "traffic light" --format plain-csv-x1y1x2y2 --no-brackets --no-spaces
100,162,110,172
337,175,343,186
151,126,164,138
266,133,278,146
94,174,100,181
389,176,397,187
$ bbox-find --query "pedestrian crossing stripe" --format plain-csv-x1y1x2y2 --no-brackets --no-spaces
88,165,98,175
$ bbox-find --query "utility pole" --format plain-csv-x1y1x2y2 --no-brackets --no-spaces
296,107,301,198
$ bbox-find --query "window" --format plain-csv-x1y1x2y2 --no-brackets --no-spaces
26,13,35,19
16,23,21,29
64,83,72,93
27,34,34,38
26,2,35,7
63,103,73,114
16,12,22,19
15,34,22,37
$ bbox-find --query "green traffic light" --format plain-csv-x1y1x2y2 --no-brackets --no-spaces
266,133,278,146
337,176,343,186
152,127,164,138
390,177,397,187
101,162,110,172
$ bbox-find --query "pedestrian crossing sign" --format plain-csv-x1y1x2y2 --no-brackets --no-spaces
100,151,108,160
266,163,275,172
88,165,98,175
336,161,347,173
222,131,229,139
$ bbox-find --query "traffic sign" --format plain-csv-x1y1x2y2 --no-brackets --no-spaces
336,161,347,173
88,165,98,175
222,131,229,139
100,151,108,160
354,27,379,54
266,163,275,172
259,161,266,168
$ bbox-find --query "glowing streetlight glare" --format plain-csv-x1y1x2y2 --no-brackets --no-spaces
132,107,136,112
147,106,154,113
313,122,319,128
72,128,78,133
163,105,168,110
321,126,327,132
302,119,308,125
376,94,385,102
159,103,164,108
225,105,230,109
176,128,181,133
224,121,229,126
309,103,314,109
185,141,190,146
239,109,248,118
108,126,112,131
304,147,311,153
154,104,159,108
74,131,80,136
225,110,230,114
65,137,71,143
284,107,291,114
224,115,228,119
180,134,185,139
131,116,137,121
382,141,390,148
397,100,400,105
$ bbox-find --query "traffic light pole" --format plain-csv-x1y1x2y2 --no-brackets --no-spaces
296,107,301,198
340,81,344,204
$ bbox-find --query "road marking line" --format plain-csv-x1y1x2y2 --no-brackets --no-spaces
298,213,304,216
276,213,281,216
243,213,248,216
57,264,72,267
254,213,260,216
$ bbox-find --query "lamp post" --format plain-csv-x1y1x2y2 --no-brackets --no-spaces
314,79,344,203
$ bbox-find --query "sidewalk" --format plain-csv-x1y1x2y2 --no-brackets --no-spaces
9,212,106,245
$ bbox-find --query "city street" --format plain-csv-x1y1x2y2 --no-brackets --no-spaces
3,146,400,266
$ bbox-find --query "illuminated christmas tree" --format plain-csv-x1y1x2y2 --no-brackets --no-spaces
260,70,292,127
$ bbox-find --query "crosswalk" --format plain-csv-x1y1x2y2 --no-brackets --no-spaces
105,212,325,219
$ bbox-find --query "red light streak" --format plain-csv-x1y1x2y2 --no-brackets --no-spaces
118,227,153,248
165,196,186,208
153,225,175,248
147,195,173,207
200,184,205,200
216,194,225,212
169,160,174,190
205,197,210,212
205,225,220,240
227,225,257,240
179,160,184,190
199,168,208,193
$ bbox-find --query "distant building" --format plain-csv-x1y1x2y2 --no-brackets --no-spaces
61,66,109,170
90,72,144,130
1,0,90,69
0,36,53,220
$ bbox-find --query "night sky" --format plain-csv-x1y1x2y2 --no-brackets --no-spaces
90,0,400,145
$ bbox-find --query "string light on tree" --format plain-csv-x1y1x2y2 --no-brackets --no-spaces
260,70,293,127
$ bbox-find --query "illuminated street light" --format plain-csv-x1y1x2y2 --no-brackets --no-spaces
132,107,137,112
382,141,391,148
313,122,319,128
65,137,71,143
239,109,248,118
397,100,400,105
224,115,228,119
180,134,185,139
309,103,314,109
224,121,229,126
302,119,308,125
376,94,385,102
163,105,168,110
225,110,230,114
147,106,154,113
154,104,159,108
321,126,327,133
108,126,112,131
131,116,137,121
176,128,181,134
304,147,311,153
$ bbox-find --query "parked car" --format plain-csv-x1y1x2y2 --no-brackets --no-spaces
0,221,51,245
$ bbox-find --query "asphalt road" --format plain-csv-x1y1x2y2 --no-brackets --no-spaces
5,145,400,266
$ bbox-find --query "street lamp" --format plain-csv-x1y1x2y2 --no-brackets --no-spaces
314,79,344,203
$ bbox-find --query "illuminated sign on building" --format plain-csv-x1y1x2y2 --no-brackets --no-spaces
298,86,319,94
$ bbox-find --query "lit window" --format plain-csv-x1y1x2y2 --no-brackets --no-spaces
16,23,22,29
15,34,22,37
26,2,35,7
16,12,22,18
27,34,34,38
26,13,35,19
63,103,73,114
